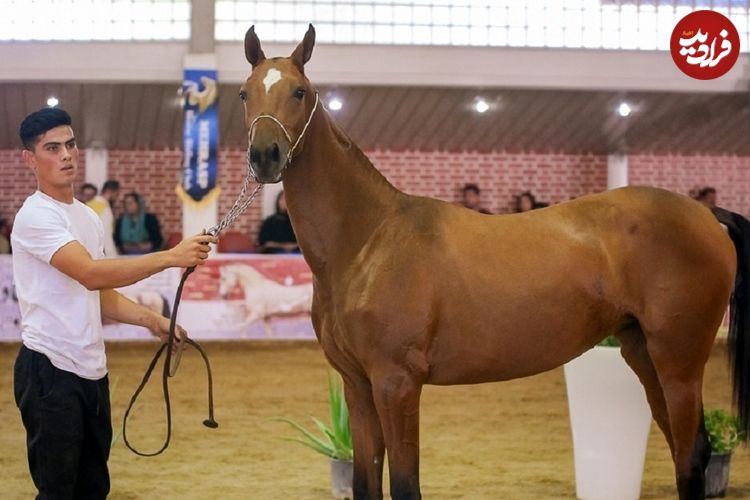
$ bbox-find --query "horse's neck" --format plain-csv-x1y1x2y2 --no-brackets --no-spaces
283,112,401,278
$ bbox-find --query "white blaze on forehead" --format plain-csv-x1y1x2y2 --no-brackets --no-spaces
262,68,283,94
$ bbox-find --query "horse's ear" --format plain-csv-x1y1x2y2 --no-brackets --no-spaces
291,24,316,71
245,25,266,67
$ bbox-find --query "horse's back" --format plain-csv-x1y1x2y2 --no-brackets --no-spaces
567,186,735,286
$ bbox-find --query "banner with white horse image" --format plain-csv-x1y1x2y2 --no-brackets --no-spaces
178,255,315,340
0,255,316,341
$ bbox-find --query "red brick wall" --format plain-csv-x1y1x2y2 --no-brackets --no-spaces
369,150,607,214
0,149,86,226
2,149,749,240
630,154,750,217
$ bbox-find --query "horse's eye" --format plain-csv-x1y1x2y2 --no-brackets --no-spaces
239,90,247,102
294,87,306,100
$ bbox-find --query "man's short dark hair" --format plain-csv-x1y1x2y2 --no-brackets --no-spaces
102,180,121,192
698,187,716,198
19,108,72,151
463,183,480,195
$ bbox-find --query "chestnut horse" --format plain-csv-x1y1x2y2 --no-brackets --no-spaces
239,25,750,500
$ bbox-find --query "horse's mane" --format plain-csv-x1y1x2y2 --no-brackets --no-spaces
322,108,399,196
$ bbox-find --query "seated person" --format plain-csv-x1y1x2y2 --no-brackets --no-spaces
114,192,163,254
460,183,491,214
0,217,10,254
515,191,547,213
257,191,299,254
696,186,717,208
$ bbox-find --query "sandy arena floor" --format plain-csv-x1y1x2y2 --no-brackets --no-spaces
1,341,749,499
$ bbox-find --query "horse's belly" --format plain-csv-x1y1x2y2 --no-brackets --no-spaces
425,312,618,385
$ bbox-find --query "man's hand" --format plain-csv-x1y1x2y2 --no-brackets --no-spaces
167,233,217,268
149,314,188,353
101,289,186,353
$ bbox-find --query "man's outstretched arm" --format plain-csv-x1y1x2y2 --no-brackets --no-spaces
50,233,216,290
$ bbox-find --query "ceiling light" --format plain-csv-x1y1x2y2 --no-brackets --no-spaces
47,96,59,108
617,102,632,117
328,98,343,111
474,99,489,113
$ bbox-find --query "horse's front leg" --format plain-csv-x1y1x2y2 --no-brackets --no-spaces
343,375,386,500
371,369,424,500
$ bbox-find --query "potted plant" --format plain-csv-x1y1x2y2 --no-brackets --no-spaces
564,335,652,500
277,371,353,499
704,408,746,498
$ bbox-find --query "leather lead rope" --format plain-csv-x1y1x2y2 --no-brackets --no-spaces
122,265,218,457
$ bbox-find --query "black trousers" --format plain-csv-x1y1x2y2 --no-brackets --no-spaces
14,345,111,500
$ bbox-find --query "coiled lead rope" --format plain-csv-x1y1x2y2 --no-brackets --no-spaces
123,182,263,457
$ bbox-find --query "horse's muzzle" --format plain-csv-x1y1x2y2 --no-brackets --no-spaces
247,143,285,184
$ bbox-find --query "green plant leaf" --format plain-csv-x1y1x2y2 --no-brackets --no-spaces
312,417,352,460
274,371,353,461
328,371,352,451
598,335,620,347
704,408,745,453
274,417,337,458
279,436,335,458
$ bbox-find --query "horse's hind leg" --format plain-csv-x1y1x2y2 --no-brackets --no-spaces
617,324,674,456
644,321,716,500
342,373,386,500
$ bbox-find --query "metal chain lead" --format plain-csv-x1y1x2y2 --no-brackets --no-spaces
208,175,263,237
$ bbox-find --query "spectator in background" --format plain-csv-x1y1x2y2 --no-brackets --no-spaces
87,180,120,256
0,218,10,254
515,191,548,213
257,190,299,254
515,191,536,212
460,183,491,214
77,183,97,204
114,192,163,254
696,186,717,208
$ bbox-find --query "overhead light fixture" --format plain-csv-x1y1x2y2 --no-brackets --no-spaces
47,96,59,108
328,98,343,111
474,99,489,113
617,102,632,117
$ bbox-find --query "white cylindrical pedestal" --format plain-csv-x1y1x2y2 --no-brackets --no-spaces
564,347,652,500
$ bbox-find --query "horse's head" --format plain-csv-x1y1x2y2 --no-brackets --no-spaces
218,265,239,298
241,24,318,183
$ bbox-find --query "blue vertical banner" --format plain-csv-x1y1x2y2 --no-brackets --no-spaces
176,69,220,208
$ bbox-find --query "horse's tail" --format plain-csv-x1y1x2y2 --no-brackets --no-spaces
712,206,750,440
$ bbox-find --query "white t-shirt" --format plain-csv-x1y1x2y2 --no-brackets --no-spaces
11,190,107,380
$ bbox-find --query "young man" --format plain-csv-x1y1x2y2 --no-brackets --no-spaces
11,107,217,499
